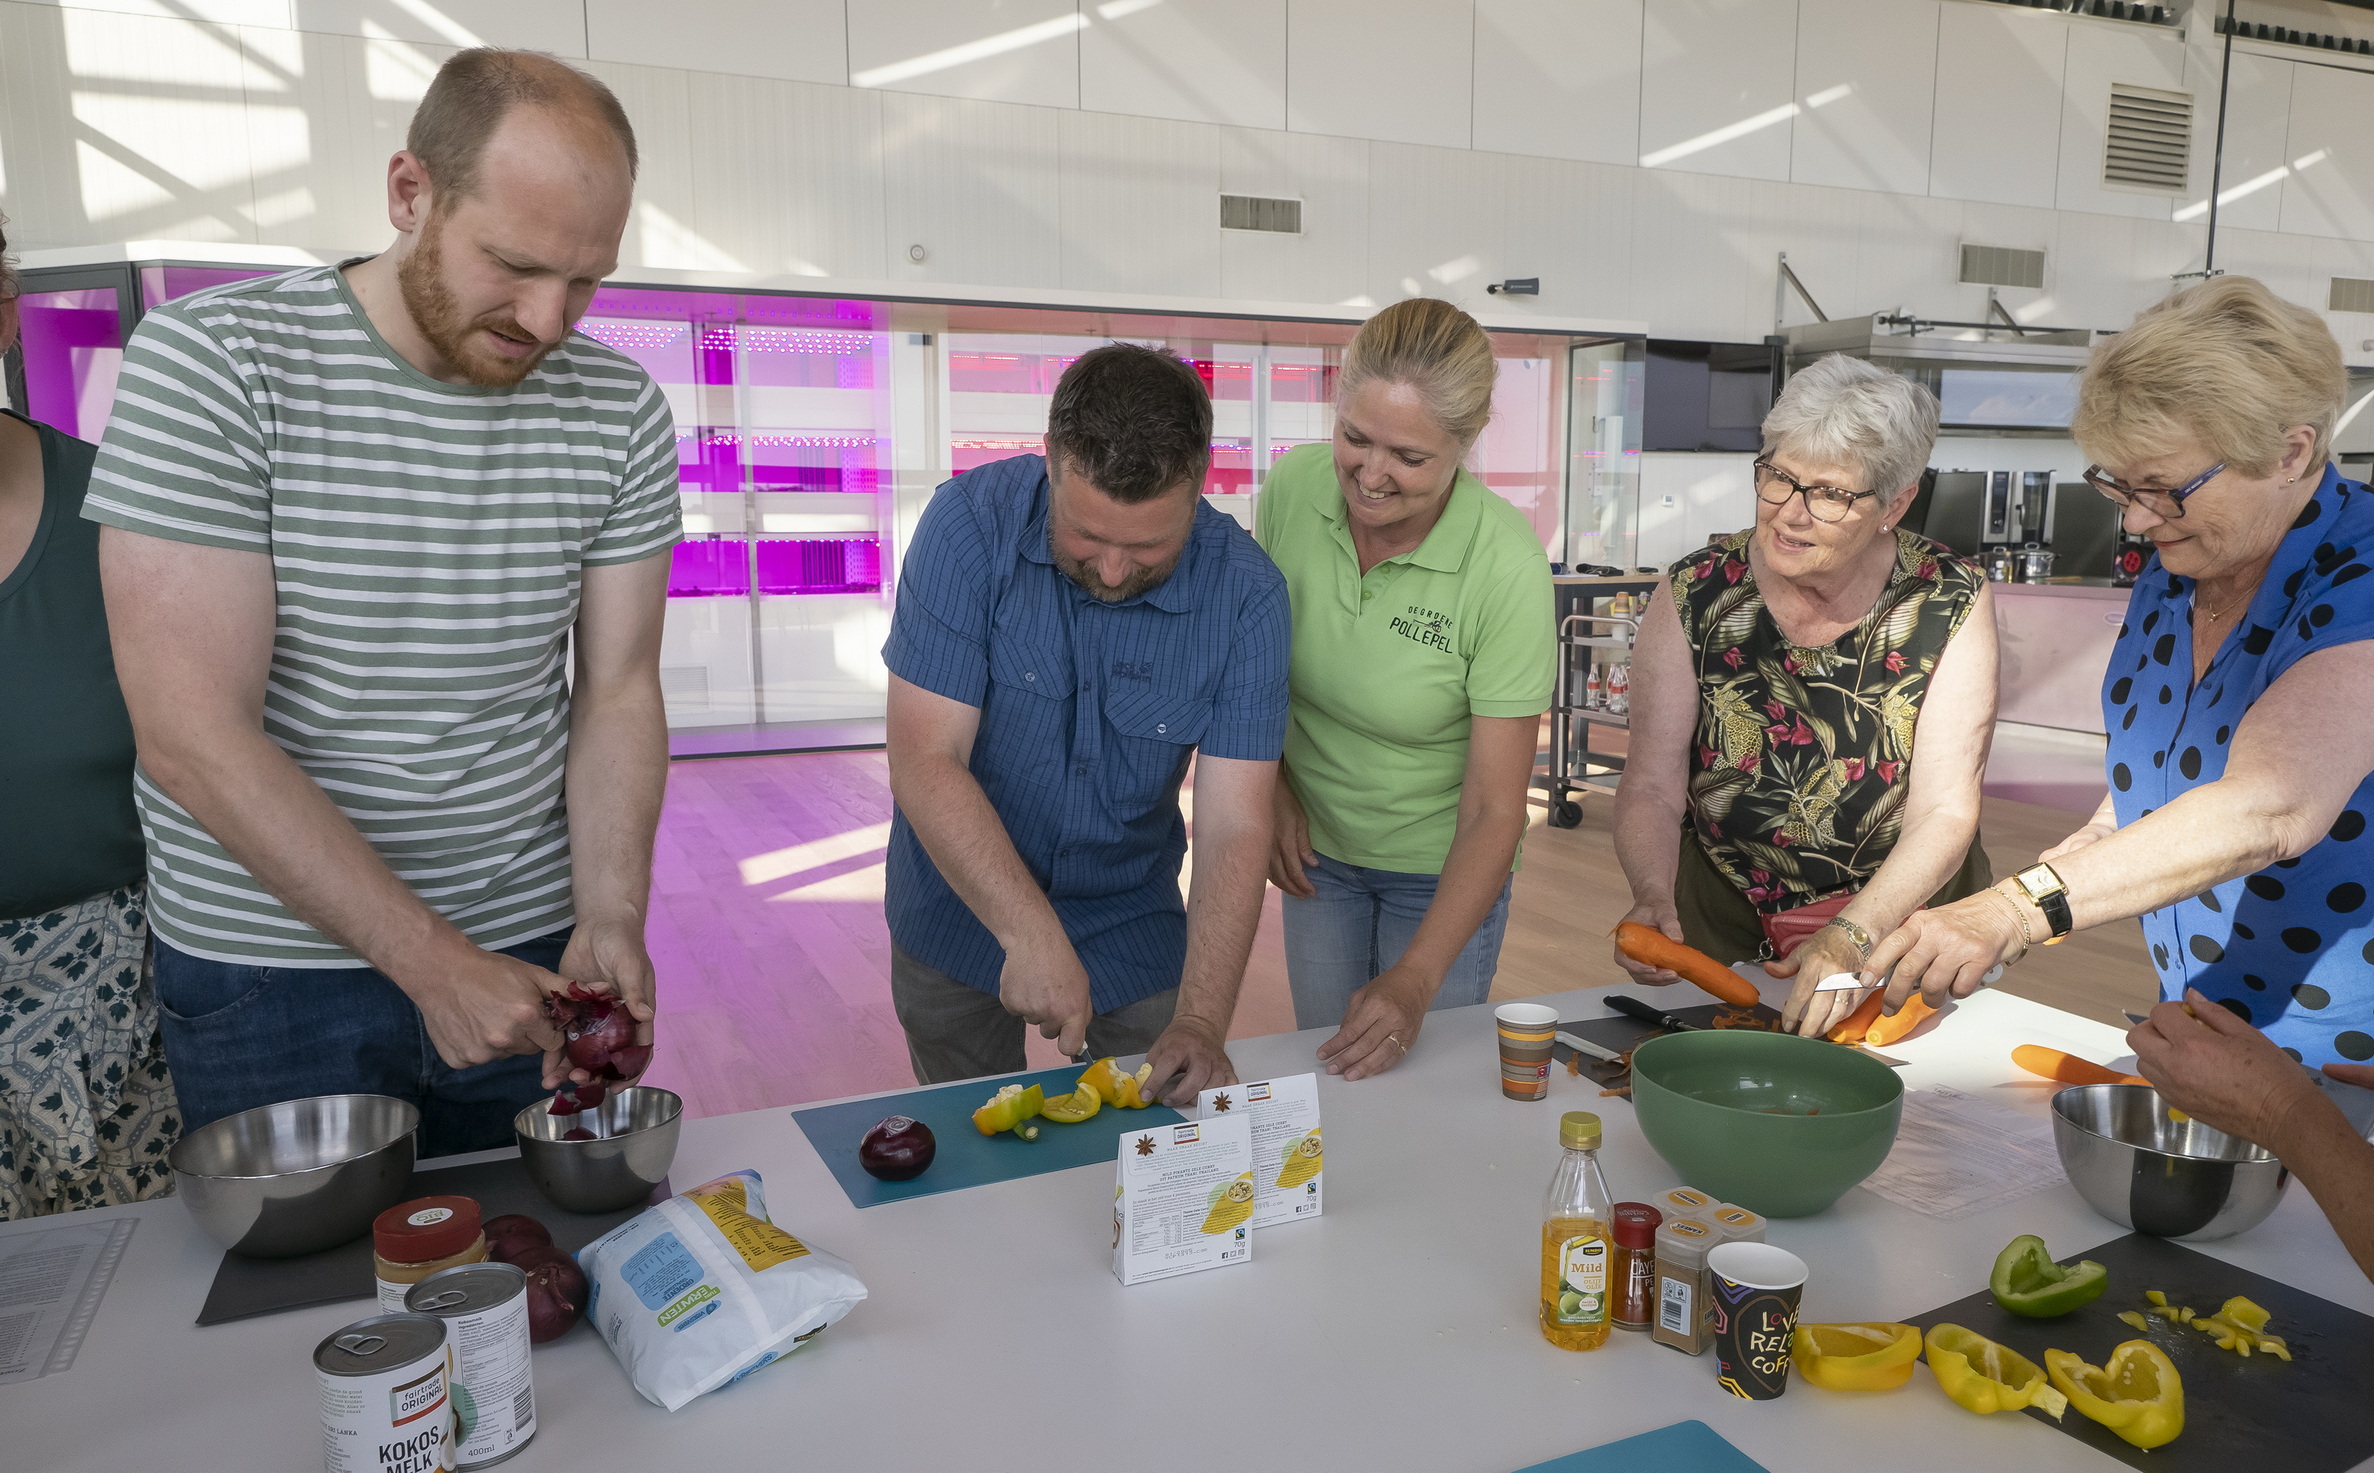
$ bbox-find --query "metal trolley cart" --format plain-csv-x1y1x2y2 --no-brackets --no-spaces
1537,574,1660,828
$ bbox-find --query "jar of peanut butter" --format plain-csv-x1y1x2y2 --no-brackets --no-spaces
372,1196,487,1312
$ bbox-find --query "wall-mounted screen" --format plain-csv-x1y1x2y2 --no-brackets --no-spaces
1937,368,2078,429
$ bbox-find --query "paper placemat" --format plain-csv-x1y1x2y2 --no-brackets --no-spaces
0,1216,136,1383
1511,1420,1769,1473
1856,1085,2065,1220
792,1066,1184,1208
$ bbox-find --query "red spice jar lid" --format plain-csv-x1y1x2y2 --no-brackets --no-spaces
1612,1202,1664,1249
373,1196,482,1263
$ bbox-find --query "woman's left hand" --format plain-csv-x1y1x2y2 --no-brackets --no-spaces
1768,927,1871,1039
1865,889,2024,1013
1316,964,1432,1081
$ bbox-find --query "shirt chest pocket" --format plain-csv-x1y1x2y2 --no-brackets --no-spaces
981,640,1075,786
1103,684,1211,800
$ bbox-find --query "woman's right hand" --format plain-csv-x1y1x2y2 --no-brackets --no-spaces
1613,900,1685,985
1270,777,1318,898
2039,822,2114,865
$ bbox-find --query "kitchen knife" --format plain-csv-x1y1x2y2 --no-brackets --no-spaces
1600,993,1909,1066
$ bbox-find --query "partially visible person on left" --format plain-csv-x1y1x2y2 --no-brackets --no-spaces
0,214,181,1220
86,50,679,1158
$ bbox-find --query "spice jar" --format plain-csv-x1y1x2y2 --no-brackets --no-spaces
1651,1217,1719,1356
1707,1203,1766,1244
373,1196,488,1312
1610,1202,1664,1331
1652,1186,1715,1224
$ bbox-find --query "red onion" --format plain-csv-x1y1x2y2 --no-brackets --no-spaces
542,984,649,1117
560,1128,595,1142
858,1116,936,1181
483,1214,552,1265
517,1249,588,1343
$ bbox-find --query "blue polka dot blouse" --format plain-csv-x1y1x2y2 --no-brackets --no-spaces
2103,465,2374,1067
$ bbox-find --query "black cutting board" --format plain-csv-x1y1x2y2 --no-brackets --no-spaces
195,1155,666,1326
1553,1001,1788,1086
1903,1232,2374,1473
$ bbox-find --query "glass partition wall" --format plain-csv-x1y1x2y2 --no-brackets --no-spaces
6,261,1634,739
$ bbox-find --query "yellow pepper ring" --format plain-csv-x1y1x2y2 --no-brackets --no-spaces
1792,1322,1922,1392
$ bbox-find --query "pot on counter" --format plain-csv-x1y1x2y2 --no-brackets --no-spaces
1983,546,2014,582
2014,545,2056,582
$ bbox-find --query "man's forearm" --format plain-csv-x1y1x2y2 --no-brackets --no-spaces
1612,786,1686,905
139,720,467,980
892,750,1068,952
564,676,668,927
1176,819,1270,1029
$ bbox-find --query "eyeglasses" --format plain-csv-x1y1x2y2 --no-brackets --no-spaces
1753,460,1877,523
2081,462,2224,520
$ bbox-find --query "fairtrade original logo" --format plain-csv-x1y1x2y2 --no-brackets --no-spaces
1389,605,1454,652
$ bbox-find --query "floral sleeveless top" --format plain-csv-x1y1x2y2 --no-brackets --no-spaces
1671,529,1985,914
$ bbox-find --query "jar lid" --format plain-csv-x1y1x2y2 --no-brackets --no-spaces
1612,1202,1663,1248
1559,1112,1602,1150
373,1196,481,1263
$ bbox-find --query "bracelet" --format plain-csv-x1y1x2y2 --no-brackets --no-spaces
1818,916,1874,960
1985,885,2034,961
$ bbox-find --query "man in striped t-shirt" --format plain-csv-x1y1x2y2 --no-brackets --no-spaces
84,52,680,1155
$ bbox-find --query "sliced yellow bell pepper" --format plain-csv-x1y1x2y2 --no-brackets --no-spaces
2044,1341,2183,1450
1924,1324,2068,1419
970,1083,1043,1136
1792,1322,1921,1391
1080,1057,1156,1108
1039,1081,1102,1123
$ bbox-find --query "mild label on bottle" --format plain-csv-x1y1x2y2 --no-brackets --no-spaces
1554,1237,1609,1325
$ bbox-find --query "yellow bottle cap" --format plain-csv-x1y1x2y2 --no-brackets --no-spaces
1560,1111,1602,1150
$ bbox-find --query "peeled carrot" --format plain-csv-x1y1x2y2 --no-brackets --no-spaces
2011,1044,2147,1088
1614,922,1761,1009
1827,990,1936,1046
1827,989,1886,1043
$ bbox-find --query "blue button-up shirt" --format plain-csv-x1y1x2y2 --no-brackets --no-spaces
2104,465,2374,1067
882,455,1291,1013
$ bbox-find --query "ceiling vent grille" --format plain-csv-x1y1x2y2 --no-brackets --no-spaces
2331,278,2374,314
1959,244,2046,290
1220,195,1301,234
2104,84,2192,193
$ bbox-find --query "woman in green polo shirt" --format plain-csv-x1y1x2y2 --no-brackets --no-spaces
1256,298,1554,1081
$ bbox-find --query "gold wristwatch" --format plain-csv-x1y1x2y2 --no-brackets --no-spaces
2011,864,2073,943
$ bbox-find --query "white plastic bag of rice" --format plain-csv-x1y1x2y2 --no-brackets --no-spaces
576,1169,867,1410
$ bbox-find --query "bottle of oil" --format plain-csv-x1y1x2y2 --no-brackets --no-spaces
1540,1110,1615,1351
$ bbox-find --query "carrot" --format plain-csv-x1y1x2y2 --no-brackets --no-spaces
2011,1045,2147,1088
1825,989,1935,1046
1826,989,1886,1044
1614,922,1761,1009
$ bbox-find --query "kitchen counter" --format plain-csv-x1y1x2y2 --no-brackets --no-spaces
5,975,2365,1473
1993,579,2135,735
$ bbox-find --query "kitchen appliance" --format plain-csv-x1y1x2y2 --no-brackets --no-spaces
2049,480,2123,579
1983,546,2014,581
1920,470,1987,556
2014,546,2056,582
1979,470,2058,548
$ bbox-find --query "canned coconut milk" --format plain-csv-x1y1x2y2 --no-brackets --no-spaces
405,1262,536,1469
314,1312,453,1473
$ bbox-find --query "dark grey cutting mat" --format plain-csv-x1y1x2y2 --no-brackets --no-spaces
1554,1000,1788,1086
195,1155,666,1326
1903,1231,2374,1473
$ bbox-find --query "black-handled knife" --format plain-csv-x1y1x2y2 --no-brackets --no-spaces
1604,994,1702,1033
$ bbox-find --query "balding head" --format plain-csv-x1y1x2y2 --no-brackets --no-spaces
407,49,637,207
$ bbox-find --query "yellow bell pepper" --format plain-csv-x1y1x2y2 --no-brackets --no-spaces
970,1083,1043,1136
2044,1341,2184,1450
1039,1081,1101,1123
1792,1322,1922,1391
1924,1324,2068,1419
1080,1057,1156,1109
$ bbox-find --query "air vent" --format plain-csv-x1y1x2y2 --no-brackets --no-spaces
1959,245,2046,290
2104,84,2192,194
2332,278,2374,314
1220,195,1301,234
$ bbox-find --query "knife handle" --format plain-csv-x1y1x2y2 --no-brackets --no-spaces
1605,994,1692,1031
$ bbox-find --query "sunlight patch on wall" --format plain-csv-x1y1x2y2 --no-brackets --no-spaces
638,202,752,273
853,13,1087,89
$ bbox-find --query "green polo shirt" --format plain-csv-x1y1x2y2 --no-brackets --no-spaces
1255,443,1554,875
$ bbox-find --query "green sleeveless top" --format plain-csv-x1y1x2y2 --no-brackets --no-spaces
1670,529,1984,915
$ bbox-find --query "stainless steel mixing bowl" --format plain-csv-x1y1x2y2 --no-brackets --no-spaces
2052,1083,2290,1240
514,1086,681,1213
169,1094,419,1258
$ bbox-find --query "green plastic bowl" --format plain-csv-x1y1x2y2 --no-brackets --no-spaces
1628,1029,1904,1218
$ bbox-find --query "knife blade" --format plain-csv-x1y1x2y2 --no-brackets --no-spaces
1600,993,1908,1066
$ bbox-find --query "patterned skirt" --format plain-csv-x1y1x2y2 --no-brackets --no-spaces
0,884,181,1220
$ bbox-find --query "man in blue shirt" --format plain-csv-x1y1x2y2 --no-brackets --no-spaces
882,345,1290,1104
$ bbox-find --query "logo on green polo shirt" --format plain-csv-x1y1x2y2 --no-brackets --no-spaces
1390,605,1454,652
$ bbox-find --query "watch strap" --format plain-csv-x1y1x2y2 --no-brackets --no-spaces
2014,864,2074,942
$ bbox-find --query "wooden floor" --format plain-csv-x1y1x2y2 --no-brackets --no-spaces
639,746,2157,1120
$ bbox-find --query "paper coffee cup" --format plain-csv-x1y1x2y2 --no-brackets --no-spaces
1708,1241,1807,1400
1495,1003,1559,1101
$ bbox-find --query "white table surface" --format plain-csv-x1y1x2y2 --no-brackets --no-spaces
6,973,2367,1473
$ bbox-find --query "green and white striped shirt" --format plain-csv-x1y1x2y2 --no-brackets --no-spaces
83,264,682,966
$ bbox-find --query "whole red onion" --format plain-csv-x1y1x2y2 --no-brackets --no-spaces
483,1214,552,1265
517,1248,588,1343
858,1116,936,1181
542,985,650,1117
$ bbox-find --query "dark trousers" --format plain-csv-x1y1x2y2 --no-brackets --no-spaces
889,943,1177,1086
151,929,570,1160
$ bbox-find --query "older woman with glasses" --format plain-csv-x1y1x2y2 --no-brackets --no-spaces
1614,355,1999,1036
1863,277,2374,1074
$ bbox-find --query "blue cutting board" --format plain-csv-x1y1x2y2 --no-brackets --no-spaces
1512,1421,1769,1473
792,1065,1184,1207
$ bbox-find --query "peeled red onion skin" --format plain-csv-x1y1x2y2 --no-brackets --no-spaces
541,984,650,1118
519,1252,588,1343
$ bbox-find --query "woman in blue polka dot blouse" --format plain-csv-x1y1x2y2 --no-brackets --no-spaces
1865,278,2374,1073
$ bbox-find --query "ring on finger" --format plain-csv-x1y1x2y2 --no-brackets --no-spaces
1388,1031,1409,1053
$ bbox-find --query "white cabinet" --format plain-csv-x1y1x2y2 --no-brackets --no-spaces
1637,0,1798,182
1790,0,1937,197
1285,0,1474,149
1471,0,1644,167
2053,21,2186,220
1930,3,2067,209
846,0,1082,107
1080,0,1287,129
586,0,849,86
2279,61,2374,242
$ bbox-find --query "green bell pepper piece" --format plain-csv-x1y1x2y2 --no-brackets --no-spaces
1989,1234,2108,1318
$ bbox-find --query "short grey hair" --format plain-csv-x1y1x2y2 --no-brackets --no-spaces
1761,354,1939,496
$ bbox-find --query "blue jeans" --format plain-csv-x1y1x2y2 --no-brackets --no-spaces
151,930,570,1161
1280,853,1513,1031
